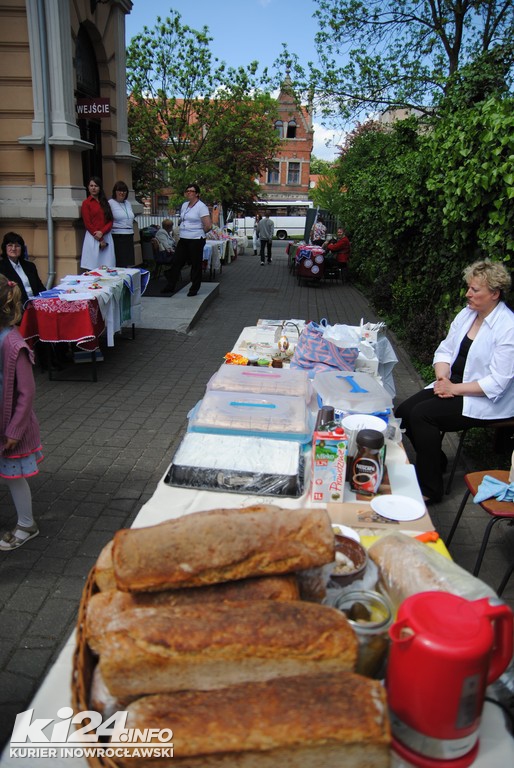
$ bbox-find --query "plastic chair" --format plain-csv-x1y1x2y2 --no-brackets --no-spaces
443,419,514,494
445,469,514,590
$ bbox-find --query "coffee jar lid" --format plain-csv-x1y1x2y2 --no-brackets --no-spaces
356,428,384,449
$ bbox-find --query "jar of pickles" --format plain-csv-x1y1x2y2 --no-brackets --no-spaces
333,589,393,678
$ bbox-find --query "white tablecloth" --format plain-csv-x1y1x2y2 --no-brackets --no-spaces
2,443,512,767
1,317,512,767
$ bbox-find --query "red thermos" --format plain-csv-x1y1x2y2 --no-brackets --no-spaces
386,591,513,768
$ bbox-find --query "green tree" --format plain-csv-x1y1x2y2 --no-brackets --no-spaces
310,155,334,175
127,9,280,213
279,0,514,122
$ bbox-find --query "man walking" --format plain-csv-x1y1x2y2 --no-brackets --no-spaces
257,213,274,265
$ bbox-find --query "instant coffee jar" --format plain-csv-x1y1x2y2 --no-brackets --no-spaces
350,428,384,495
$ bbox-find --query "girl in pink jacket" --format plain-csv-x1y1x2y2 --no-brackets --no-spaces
0,275,43,550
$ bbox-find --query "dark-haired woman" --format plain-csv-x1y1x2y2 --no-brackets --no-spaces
80,177,114,270
108,180,136,267
0,232,45,305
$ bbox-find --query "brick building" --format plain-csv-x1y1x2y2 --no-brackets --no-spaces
257,72,313,202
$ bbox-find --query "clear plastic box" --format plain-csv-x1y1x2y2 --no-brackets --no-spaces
165,433,305,497
312,370,393,414
188,390,313,442
207,364,310,398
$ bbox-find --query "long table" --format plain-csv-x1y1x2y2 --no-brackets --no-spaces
20,268,149,352
1,319,512,767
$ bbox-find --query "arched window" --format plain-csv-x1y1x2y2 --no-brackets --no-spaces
274,120,283,137
286,119,297,138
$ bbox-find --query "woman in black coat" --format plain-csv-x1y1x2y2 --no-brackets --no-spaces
0,232,45,304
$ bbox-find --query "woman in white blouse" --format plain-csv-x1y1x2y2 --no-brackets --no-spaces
396,260,514,505
108,181,135,267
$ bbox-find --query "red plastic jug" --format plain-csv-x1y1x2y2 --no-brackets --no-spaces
386,591,513,768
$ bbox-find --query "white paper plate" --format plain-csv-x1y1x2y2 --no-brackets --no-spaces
331,524,361,542
370,495,426,522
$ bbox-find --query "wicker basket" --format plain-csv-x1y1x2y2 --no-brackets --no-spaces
71,566,120,768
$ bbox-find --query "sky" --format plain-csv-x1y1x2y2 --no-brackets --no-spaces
125,0,346,160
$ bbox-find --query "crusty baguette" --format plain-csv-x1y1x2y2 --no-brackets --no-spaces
99,600,357,698
86,575,299,654
89,665,134,719
112,505,334,592
94,540,116,592
116,672,390,768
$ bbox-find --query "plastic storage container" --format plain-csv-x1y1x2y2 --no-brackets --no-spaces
312,370,393,414
188,390,313,442
207,364,310,398
165,433,305,497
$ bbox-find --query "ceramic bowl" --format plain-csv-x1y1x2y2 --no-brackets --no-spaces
330,534,368,586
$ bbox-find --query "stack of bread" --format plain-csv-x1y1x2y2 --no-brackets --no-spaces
80,504,391,767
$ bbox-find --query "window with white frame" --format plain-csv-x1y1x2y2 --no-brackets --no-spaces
267,162,280,184
274,120,283,137
287,161,300,184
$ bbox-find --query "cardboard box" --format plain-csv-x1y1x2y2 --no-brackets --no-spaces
311,428,348,504
327,501,435,533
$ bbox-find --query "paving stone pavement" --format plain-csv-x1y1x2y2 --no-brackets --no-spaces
1,241,513,750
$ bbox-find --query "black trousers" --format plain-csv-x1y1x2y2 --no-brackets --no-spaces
395,388,498,501
260,239,272,262
167,237,205,293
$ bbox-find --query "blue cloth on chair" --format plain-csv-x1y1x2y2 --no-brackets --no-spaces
473,475,514,503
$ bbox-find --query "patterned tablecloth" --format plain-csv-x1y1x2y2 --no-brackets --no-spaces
20,297,105,351
19,268,149,351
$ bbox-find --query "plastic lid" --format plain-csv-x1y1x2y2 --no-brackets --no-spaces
356,428,384,449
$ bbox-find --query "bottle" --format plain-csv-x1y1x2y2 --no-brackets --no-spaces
350,428,385,496
315,405,335,431
509,450,514,483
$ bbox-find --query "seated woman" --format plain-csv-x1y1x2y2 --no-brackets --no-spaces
324,227,350,264
395,260,514,505
0,232,45,304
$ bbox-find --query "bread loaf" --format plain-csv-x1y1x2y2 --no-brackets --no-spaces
94,540,116,592
86,575,299,654
89,665,134,719
98,600,357,698
369,531,498,610
116,672,390,768
112,505,334,592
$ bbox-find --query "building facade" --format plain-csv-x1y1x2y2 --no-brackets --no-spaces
256,73,313,202
0,0,137,284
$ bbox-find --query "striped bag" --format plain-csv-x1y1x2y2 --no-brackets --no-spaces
290,321,359,373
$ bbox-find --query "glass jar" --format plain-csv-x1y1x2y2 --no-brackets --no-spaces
333,589,393,678
350,428,385,495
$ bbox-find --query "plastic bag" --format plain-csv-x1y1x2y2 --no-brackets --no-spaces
291,321,359,373
321,323,360,350
368,532,499,613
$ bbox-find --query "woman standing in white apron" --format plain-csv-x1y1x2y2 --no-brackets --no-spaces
80,177,114,270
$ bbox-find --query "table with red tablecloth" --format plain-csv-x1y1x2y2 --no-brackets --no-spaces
20,297,105,352
286,243,326,279
19,268,150,353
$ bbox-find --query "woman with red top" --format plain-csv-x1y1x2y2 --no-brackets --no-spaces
324,227,351,264
80,176,114,270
